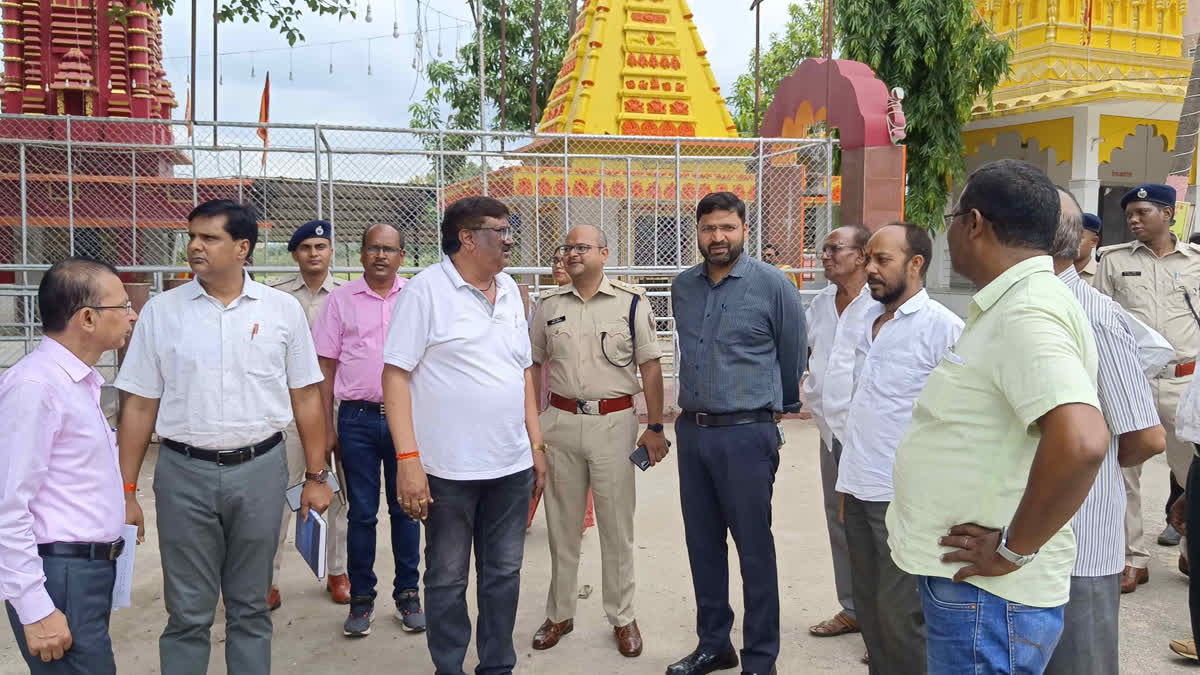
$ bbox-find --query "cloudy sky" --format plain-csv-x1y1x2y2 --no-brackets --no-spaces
159,0,797,128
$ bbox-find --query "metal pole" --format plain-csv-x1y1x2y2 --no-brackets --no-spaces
754,3,761,136
534,156,541,297
190,0,197,137
314,125,323,218
563,135,570,232
626,157,632,270
674,139,681,269
599,158,605,231
66,117,74,255
756,138,764,257
237,147,243,201
826,135,834,250
131,149,138,265
654,159,660,264
437,130,445,256
476,0,488,193
327,145,335,232
190,125,198,205
212,0,218,147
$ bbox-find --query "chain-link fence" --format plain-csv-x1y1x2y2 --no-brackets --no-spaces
0,114,837,400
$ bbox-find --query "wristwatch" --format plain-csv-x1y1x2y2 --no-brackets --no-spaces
996,526,1037,568
304,469,330,484
647,423,664,433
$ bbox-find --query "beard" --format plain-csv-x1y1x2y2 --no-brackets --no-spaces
701,239,745,266
869,275,908,306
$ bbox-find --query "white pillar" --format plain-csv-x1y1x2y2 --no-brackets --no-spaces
1068,107,1102,214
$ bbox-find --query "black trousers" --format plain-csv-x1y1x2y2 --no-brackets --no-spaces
675,416,780,674
5,555,117,675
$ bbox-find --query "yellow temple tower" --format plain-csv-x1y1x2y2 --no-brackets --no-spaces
962,0,1192,242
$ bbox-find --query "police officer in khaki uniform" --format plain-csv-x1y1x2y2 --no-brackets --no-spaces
1095,184,1200,593
268,220,350,607
528,225,668,658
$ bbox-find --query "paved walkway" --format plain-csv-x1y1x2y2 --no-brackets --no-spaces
0,420,1193,673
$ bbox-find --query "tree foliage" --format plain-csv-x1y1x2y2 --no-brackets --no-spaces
408,0,570,136
129,0,354,45
726,1,823,136
840,0,1010,230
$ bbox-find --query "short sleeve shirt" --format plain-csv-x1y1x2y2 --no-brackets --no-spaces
382,258,533,481
886,256,1101,608
1095,238,1200,363
114,274,324,449
530,276,663,400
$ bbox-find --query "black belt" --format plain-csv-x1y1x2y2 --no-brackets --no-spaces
343,400,385,415
683,410,775,428
162,432,283,466
38,539,125,561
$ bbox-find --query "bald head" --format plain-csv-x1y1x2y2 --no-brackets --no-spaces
567,224,607,248
1050,188,1083,262
362,223,404,250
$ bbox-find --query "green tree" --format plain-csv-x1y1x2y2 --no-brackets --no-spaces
115,0,354,45
840,0,1010,230
727,1,823,136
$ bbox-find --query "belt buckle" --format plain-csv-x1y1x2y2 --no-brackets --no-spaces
694,412,711,428
576,399,597,415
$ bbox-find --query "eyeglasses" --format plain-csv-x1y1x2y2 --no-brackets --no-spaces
820,245,860,257
86,300,134,312
944,210,971,226
468,226,513,240
556,244,599,256
698,224,741,235
364,245,403,256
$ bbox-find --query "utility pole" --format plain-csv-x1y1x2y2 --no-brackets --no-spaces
212,0,218,146
500,0,507,140
568,0,577,38
530,0,542,133
750,0,763,136
190,0,197,132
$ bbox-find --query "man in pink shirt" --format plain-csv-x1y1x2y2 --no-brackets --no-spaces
312,223,424,637
0,257,137,674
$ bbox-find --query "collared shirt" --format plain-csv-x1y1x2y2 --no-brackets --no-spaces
0,339,123,624
1059,265,1160,577
383,257,533,481
115,273,324,449
530,275,663,400
803,283,876,449
1095,236,1200,365
672,254,806,414
836,289,963,502
312,275,406,403
1078,257,1097,285
270,273,346,328
887,256,1101,608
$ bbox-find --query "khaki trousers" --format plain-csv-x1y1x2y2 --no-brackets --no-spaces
1124,374,1192,569
273,421,348,580
542,405,639,627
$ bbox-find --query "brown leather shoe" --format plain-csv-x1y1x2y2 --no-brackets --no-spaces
326,574,351,604
809,610,859,637
1121,565,1149,593
1181,554,1191,577
532,618,573,650
267,587,281,611
614,620,643,657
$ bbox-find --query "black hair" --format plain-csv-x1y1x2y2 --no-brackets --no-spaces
890,222,933,279
187,199,259,252
441,196,511,255
362,223,406,250
39,257,119,333
696,192,746,223
762,243,778,253
958,159,1060,252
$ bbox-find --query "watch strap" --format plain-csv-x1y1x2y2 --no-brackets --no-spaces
647,423,664,433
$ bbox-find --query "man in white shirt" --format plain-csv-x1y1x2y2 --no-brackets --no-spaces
116,200,333,675
804,225,874,639
383,196,547,675
836,223,963,673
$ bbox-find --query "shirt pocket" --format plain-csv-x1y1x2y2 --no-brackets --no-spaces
247,328,287,378
1114,275,1153,312
598,320,633,366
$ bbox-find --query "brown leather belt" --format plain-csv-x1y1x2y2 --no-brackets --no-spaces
1177,361,1196,378
549,393,634,416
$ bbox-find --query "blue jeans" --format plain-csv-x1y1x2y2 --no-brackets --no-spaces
920,575,1064,674
424,468,532,675
5,556,117,675
340,404,421,603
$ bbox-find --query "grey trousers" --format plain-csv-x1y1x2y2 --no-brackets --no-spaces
155,440,288,675
819,438,855,619
843,495,924,675
1043,573,1120,675
5,556,117,675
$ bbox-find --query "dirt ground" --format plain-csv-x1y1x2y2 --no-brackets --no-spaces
1,419,1195,673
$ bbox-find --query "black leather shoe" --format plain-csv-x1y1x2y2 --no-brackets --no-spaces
741,669,776,675
665,648,739,675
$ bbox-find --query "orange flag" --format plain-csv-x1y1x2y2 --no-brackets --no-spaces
183,87,192,138
257,72,270,169
1081,0,1094,45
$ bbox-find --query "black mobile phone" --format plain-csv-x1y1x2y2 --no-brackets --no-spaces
629,445,651,471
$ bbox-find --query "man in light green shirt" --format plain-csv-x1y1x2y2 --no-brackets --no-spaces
886,159,1110,673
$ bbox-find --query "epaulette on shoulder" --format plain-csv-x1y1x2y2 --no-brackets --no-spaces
608,278,648,296
1096,241,1135,258
541,284,574,297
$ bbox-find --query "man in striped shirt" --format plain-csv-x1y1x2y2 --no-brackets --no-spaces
1044,188,1165,675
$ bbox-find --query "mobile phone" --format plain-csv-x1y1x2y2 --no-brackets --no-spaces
776,423,786,448
629,445,651,471
285,472,342,512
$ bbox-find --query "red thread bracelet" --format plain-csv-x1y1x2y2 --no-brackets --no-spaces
396,451,420,461
123,482,137,493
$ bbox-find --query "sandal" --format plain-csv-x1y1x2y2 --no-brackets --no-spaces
808,610,860,637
